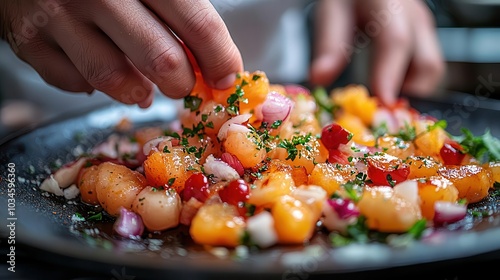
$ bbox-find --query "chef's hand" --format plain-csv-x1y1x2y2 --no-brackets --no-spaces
310,0,444,106
0,0,243,108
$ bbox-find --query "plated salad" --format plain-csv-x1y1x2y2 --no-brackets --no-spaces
40,68,500,250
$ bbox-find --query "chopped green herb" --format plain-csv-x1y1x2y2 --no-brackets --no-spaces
396,123,417,141
386,174,395,187
427,119,447,132
164,131,180,139
453,128,500,163
184,96,203,112
88,212,103,221
278,133,312,161
271,120,282,129
167,178,176,186
407,219,427,239
245,203,256,217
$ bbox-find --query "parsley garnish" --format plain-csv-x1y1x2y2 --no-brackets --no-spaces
386,174,395,187
396,123,417,141
88,212,103,221
167,178,176,186
278,133,312,161
184,96,202,112
453,128,500,163
427,119,447,132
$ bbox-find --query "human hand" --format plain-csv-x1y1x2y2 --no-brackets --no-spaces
0,0,243,108
309,0,445,106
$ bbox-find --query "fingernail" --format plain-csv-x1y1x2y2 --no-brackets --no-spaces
214,73,237,90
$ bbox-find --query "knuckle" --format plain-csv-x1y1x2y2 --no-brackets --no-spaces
151,50,183,77
184,7,221,41
384,28,411,49
84,65,127,94
148,47,184,81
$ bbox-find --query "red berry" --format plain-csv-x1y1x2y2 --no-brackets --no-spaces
321,123,352,150
182,173,210,202
219,179,250,215
367,154,409,186
440,140,465,165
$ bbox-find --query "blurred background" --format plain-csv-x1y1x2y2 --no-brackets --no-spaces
1,0,500,139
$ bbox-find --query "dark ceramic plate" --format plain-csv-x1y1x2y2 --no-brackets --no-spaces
1,93,499,279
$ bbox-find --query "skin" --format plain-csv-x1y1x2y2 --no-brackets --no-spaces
310,0,445,106
0,0,243,107
0,0,443,107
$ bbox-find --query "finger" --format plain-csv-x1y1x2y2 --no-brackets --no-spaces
309,0,354,86
89,0,194,99
401,0,445,97
16,40,93,93
142,0,243,89
360,0,413,106
51,23,154,105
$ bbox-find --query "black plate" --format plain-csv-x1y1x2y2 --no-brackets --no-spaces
1,93,499,279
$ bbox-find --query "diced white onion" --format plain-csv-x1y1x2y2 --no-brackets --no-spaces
63,184,80,200
217,113,252,141
39,175,63,196
393,180,420,206
247,211,278,248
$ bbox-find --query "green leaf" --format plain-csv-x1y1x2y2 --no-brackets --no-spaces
454,128,500,163
312,86,333,112
482,130,500,161
427,119,447,132
88,212,103,221
407,219,427,239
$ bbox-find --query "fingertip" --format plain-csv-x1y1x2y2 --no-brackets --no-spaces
310,55,342,86
373,82,397,107
138,92,154,109
213,73,237,90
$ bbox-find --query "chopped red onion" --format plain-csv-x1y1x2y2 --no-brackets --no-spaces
433,201,467,225
261,91,294,125
327,198,360,220
113,207,144,238
203,154,240,182
221,152,245,176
